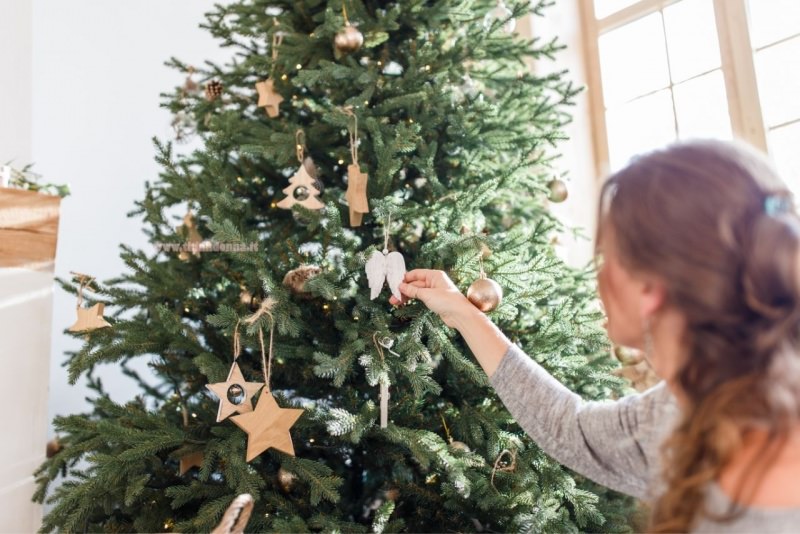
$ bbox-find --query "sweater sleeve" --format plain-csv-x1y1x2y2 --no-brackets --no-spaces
489,343,676,500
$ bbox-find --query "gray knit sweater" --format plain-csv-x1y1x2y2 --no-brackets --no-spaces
489,343,800,532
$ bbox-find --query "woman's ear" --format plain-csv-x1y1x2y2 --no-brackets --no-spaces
639,275,667,318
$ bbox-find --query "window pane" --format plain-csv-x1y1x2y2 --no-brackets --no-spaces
768,122,800,197
594,0,641,19
747,0,800,49
673,70,732,140
606,89,676,170
599,13,671,106
754,37,800,127
663,0,721,83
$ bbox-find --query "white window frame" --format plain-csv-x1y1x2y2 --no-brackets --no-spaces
579,0,769,179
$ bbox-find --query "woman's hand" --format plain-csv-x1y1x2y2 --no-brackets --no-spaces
389,269,475,328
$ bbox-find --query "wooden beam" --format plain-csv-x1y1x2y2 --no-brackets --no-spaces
597,0,682,34
579,0,611,179
713,0,768,151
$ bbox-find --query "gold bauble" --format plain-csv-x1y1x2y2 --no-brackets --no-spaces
449,440,471,453
466,276,503,312
277,467,297,493
334,24,364,54
385,487,400,501
239,289,253,305
547,179,568,203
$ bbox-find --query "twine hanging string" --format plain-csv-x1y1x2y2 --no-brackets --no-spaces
237,297,277,390
382,214,392,253
372,332,385,364
70,271,95,309
372,332,400,364
341,0,350,25
232,319,243,361
490,448,517,491
342,106,359,166
439,413,453,443
270,20,283,77
295,129,305,164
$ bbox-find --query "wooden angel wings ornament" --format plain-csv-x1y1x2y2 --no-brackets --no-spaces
365,217,406,300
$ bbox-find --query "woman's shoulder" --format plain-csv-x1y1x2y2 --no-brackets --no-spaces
692,480,800,533
619,379,682,431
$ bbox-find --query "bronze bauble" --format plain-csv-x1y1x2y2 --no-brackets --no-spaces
466,276,503,312
449,440,471,453
547,179,568,203
334,24,364,54
278,467,298,492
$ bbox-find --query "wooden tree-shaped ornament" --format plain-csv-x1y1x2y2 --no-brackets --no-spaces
68,272,111,332
277,130,324,210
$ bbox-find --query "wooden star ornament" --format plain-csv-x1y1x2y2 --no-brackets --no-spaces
177,211,202,261
231,387,304,461
206,362,264,422
179,451,204,475
68,303,111,332
345,163,369,227
255,79,283,118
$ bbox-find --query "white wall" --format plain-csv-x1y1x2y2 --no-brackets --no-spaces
521,2,599,269
1,2,43,531
0,0,32,165
30,0,227,486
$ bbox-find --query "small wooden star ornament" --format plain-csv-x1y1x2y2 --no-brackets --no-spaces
255,79,283,118
68,272,111,332
206,362,263,422
345,163,369,226
231,387,304,461
179,451,204,475
69,303,112,332
177,211,202,261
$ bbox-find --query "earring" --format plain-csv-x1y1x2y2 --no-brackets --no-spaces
642,314,655,366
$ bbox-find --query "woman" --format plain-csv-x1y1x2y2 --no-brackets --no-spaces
390,139,800,532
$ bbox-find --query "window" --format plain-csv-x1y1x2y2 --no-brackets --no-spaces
582,0,800,193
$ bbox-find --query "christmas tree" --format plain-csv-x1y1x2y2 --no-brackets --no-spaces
34,1,638,532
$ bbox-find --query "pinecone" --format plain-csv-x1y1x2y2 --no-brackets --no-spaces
205,80,223,101
283,264,321,297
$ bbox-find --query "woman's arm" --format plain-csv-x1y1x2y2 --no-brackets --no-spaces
489,340,676,500
396,269,679,501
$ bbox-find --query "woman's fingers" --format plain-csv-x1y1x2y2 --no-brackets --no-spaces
389,280,430,306
403,269,437,284
399,282,432,304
